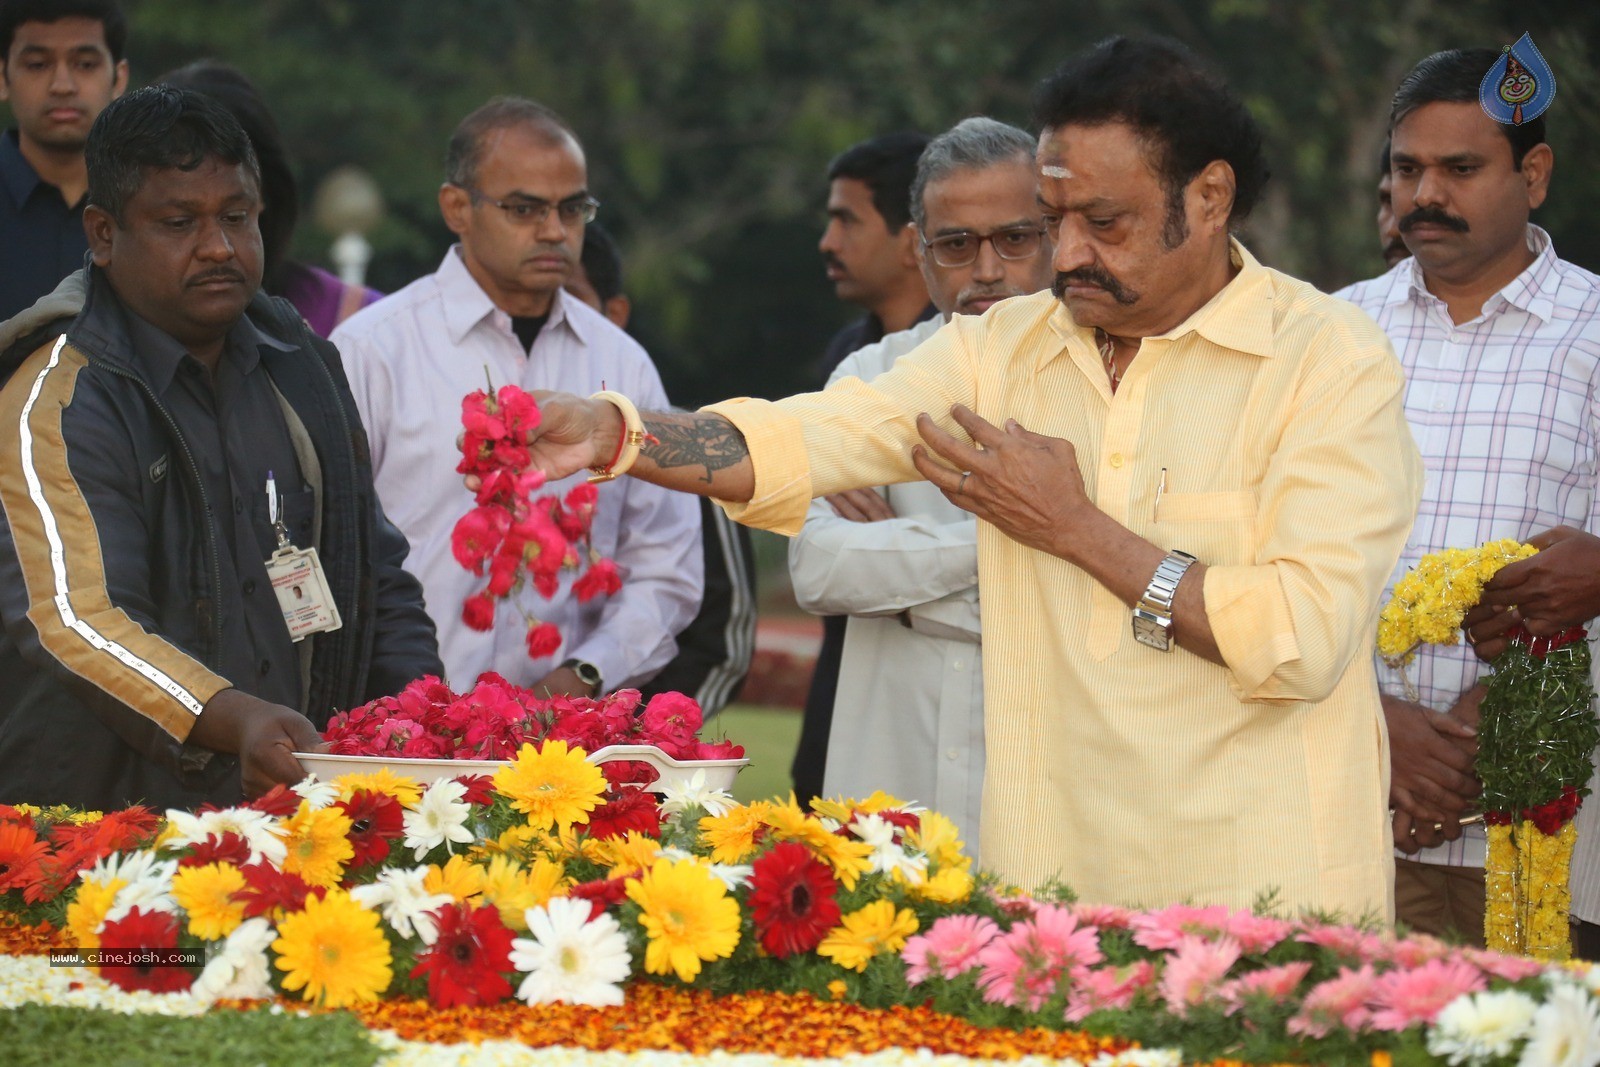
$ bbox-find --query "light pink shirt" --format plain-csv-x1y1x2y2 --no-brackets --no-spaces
332,247,702,692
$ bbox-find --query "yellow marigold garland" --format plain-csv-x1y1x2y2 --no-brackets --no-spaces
1376,539,1536,668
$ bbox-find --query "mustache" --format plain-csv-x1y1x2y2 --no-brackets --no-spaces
1053,268,1137,306
822,252,845,272
958,284,1027,307
186,268,247,287
1399,206,1469,235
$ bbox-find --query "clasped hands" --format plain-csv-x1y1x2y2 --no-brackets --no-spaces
1389,525,1600,852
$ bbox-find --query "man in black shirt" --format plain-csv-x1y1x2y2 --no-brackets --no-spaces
0,0,127,320
0,87,441,810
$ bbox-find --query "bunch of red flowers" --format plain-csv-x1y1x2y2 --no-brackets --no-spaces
0,804,160,911
452,383,623,659
322,674,744,765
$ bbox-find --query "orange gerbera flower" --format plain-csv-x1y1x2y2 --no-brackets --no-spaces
0,822,49,894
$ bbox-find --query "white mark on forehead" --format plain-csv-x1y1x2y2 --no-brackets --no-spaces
1040,165,1073,180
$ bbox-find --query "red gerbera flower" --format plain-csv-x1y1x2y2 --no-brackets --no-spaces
747,841,841,958
410,901,515,1007
335,789,405,869
0,822,49,894
98,907,193,993
247,784,302,817
452,775,497,806
25,808,162,903
584,788,662,841
567,876,630,921
178,831,255,869
232,862,324,919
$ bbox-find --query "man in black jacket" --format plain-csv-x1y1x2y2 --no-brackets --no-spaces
0,86,441,811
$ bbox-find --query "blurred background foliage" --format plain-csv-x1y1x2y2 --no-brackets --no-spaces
26,0,1600,405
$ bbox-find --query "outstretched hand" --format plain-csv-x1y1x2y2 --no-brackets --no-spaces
525,391,617,482
910,405,1090,556
191,689,327,798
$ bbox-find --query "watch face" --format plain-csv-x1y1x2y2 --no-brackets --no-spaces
1132,612,1173,651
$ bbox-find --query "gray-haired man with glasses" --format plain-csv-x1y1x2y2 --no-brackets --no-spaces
331,96,703,703
788,117,1052,856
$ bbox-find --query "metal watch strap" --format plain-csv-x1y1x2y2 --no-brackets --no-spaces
1138,550,1197,617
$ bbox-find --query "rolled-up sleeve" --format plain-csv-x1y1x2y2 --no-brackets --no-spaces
1204,324,1423,704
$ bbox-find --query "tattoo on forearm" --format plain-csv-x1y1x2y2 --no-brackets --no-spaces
642,414,749,484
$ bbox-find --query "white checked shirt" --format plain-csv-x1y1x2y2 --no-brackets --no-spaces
332,247,703,694
1336,227,1600,916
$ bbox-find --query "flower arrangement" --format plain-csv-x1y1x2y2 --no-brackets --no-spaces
321,675,743,769
8,759,1600,1066
452,383,622,658
1376,540,1599,960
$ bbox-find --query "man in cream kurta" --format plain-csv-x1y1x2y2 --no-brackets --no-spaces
518,38,1423,917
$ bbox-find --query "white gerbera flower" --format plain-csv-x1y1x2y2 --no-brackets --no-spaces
85,851,178,924
657,769,736,819
402,778,474,861
510,896,631,1007
653,846,752,891
191,918,276,1002
291,774,341,810
1519,982,1600,1067
161,807,288,867
1428,988,1538,1064
851,812,928,881
350,867,454,943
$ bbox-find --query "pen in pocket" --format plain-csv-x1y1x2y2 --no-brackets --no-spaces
1153,467,1167,522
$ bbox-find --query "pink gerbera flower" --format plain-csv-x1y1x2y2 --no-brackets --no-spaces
1383,932,1451,968
976,904,1103,1011
1367,957,1486,1031
1462,947,1548,982
1287,964,1379,1038
1071,902,1136,930
1065,960,1155,1023
902,914,1000,985
1157,934,1241,1016
1217,960,1313,1015
1130,903,1231,951
1295,922,1386,961
1219,912,1292,955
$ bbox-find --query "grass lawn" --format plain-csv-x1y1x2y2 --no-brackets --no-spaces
708,703,802,803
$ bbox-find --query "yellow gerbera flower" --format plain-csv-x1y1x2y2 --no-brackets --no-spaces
272,888,392,1007
811,791,910,823
817,899,919,972
281,802,355,889
808,830,875,891
492,740,608,831
332,768,422,807
904,864,974,904
424,853,486,902
583,830,663,875
479,854,567,930
625,857,741,982
698,801,771,864
171,862,247,940
904,811,965,868
66,877,124,949
763,796,839,852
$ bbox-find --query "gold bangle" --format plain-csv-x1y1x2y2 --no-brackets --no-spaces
587,390,646,483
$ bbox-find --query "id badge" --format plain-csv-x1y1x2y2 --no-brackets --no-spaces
266,545,343,641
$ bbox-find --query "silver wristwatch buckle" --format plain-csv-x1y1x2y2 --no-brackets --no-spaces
1132,550,1197,651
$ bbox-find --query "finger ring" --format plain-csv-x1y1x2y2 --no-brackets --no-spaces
958,471,970,493
1408,826,1416,835
1432,823,1444,832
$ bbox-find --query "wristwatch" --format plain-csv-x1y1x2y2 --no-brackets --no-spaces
1132,550,1197,652
560,658,603,695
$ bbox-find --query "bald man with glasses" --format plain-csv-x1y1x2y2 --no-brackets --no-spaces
331,96,702,702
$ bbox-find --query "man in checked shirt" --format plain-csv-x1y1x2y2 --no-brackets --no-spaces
1338,49,1600,949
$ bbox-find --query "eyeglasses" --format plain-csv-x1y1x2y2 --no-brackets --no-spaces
460,187,600,228
921,225,1047,268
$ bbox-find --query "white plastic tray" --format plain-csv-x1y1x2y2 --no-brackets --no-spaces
291,743,747,794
